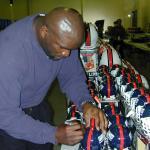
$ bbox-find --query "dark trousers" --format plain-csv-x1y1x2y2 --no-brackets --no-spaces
0,101,54,150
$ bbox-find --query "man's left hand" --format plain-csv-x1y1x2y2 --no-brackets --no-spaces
82,102,108,132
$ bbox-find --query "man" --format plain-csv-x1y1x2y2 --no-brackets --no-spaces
0,7,107,149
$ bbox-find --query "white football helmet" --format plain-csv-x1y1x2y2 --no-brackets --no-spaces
80,23,99,49
99,44,121,67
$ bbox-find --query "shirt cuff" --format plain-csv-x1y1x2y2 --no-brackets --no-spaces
42,124,57,144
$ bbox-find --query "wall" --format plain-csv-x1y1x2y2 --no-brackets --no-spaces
0,0,28,21
0,0,11,19
29,0,81,14
122,0,137,28
137,0,150,31
82,0,125,30
0,0,149,31
24,0,137,30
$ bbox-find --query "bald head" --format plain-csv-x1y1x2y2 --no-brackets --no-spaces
34,7,85,60
44,7,84,47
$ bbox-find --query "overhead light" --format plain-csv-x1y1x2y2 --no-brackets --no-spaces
128,14,131,18
9,0,13,6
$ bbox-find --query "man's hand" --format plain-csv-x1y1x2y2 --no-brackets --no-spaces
82,102,108,132
55,121,85,145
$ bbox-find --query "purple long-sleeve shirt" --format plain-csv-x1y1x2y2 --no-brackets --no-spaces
0,14,92,144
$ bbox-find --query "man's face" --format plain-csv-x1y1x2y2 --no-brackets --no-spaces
41,26,82,60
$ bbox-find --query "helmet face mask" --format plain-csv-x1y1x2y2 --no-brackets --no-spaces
135,104,150,141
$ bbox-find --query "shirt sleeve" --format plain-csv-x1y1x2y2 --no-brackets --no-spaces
0,44,57,144
57,50,93,110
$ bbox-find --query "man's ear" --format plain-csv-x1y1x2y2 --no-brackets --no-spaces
40,25,48,39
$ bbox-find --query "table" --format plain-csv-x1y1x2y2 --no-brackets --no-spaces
124,40,150,52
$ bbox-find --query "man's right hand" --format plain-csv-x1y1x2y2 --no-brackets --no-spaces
55,121,85,145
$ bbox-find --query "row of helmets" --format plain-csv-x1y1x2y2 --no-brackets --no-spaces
65,100,134,150
85,78,135,150
109,62,150,142
77,22,150,149
88,47,150,148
